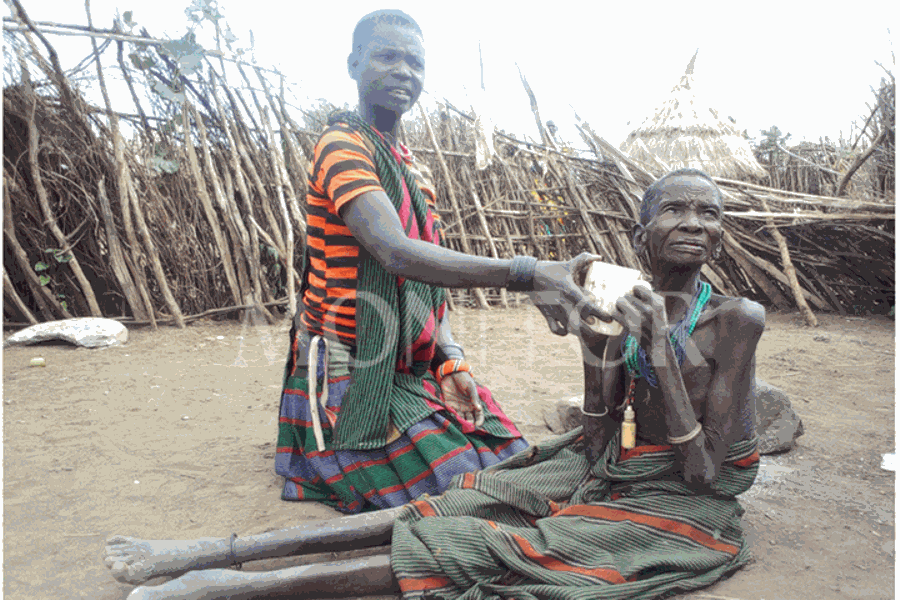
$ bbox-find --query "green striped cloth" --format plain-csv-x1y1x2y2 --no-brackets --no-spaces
392,428,760,600
327,112,447,451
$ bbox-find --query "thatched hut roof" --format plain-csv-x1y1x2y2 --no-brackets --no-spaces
620,52,767,180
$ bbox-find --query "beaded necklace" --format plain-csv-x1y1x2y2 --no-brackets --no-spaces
619,280,711,449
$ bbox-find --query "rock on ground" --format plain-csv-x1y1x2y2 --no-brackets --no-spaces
752,378,804,454
3,318,128,349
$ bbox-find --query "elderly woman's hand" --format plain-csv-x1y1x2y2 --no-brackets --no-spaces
528,253,614,337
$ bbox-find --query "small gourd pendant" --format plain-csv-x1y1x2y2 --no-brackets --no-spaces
621,377,637,450
621,405,637,449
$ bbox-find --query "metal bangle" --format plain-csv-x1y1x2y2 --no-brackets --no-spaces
507,255,538,292
667,422,703,444
580,405,609,418
442,343,465,360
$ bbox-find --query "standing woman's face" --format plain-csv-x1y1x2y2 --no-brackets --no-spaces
349,23,425,116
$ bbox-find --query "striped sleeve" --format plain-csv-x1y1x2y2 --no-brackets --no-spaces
310,124,383,212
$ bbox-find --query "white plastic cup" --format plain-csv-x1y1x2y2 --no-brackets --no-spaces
581,262,650,336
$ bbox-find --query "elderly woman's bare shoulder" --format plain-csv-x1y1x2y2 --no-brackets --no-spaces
700,294,766,333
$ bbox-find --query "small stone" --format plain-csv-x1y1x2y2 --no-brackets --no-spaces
813,334,830,342
29,357,45,367
133,480,140,484
753,378,804,454
216,336,225,340
769,540,776,545
181,415,190,421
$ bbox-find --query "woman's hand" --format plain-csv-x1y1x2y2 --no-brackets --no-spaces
675,435,718,488
614,284,669,345
529,253,614,337
440,371,484,426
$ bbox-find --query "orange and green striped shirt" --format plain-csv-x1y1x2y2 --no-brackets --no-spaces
300,122,439,345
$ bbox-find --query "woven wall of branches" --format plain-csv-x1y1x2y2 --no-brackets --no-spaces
2,5,894,328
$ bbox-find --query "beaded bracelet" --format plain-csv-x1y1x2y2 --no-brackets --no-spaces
435,358,473,385
506,255,538,292
667,422,703,445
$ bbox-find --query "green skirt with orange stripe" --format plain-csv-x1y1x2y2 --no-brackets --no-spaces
391,427,759,600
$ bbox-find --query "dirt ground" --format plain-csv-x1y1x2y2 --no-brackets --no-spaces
2,306,895,600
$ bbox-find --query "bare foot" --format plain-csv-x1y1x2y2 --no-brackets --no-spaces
125,570,252,600
104,536,231,585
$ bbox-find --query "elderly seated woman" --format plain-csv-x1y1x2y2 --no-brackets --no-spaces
104,168,764,600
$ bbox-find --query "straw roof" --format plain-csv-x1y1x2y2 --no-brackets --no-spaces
621,52,767,180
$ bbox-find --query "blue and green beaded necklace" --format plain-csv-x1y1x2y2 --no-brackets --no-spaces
619,280,712,422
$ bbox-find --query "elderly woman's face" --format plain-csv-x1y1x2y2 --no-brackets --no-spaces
642,175,723,266
350,23,425,116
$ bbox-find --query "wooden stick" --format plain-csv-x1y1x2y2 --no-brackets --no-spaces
21,75,103,317
3,265,38,324
722,231,827,311
0,299,290,329
261,108,297,317
113,20,153,144
82,10,157,326
191,103,253,308
759,197,818,326
211,81,275,324
721,238,791,309
836,127,888,197
2,175,68,320
462,169,508,308
181,103,243,308
95,177,147,321
121,153,186,328
418,103,490,310
252,67,307,240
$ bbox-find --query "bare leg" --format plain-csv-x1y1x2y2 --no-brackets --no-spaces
125,554,398,600
105,507,402,585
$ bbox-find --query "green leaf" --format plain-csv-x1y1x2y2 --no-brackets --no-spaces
60,300,68,311
129,52,155,70
54,252,73,263
149,156,180,174
39,274,50,286
34,261,49,272
178,52,203,74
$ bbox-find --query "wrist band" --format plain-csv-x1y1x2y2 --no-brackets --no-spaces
667,422,703,444
580,405,609,418
441,343,465,360
507,255,538,292
436,359,472,385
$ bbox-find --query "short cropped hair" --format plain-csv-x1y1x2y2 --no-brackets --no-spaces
639,168,723,225
352,9,422,51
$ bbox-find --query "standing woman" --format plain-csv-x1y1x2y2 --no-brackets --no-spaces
276,9,603,513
